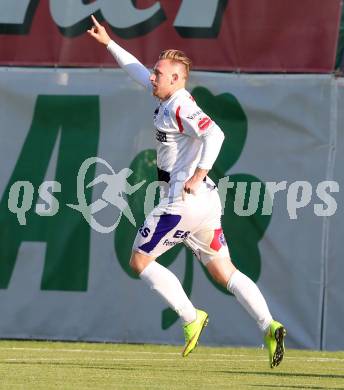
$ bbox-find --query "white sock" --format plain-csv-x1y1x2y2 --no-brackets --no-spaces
227,270,272,333
139,261,197,324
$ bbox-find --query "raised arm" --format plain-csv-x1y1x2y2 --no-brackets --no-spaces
87,15,151,90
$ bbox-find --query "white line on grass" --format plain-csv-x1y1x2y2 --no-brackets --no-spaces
0,347,246,356
2,357,267,363
0,347,180,355
0,347,343,362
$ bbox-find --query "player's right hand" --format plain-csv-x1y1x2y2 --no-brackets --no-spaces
87,15,111,46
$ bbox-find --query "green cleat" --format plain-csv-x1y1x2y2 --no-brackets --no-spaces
264,320,287,368
182,309,209,357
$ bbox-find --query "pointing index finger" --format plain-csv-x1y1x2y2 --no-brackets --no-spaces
91,14,101,27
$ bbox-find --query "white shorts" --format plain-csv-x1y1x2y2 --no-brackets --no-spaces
133,184,230,265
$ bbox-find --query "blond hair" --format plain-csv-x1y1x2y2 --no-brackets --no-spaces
159,49,192,79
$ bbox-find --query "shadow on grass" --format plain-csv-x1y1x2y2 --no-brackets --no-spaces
248,385,344,389
220,371,344,389
216,370,344,380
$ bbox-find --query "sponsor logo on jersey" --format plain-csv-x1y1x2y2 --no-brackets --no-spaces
163,238,178,247
173,229,190,239
219,232,227,247
210,228,227,251
139,225,151,238
187,110,202,120
198,117,212,132
163,108,169,117
156,129,167,142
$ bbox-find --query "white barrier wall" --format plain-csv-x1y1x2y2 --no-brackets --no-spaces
0,69,342,350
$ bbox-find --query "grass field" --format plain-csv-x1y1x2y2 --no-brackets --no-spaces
0,340,343,389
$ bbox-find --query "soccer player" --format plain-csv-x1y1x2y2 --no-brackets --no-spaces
87,15,286,368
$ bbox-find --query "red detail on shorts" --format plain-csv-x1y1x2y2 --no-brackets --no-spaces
176,105,184,133
198,117,212,132
210,228,225,252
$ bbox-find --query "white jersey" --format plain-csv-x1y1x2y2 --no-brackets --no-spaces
154,88,217,185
